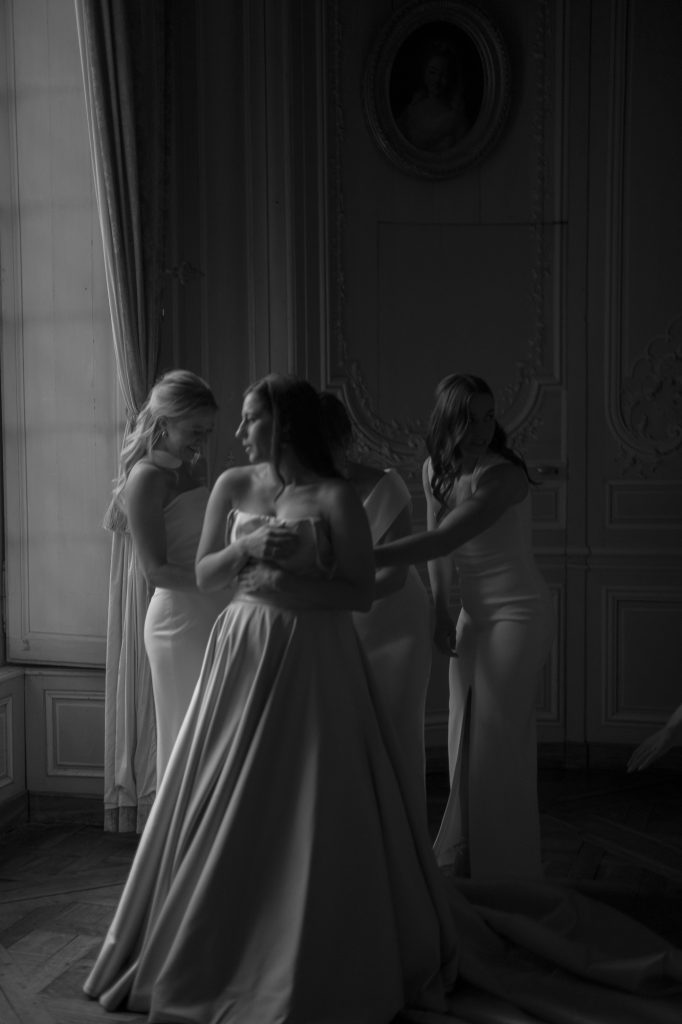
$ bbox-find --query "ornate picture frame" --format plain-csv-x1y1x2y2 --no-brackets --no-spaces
363,0,511,179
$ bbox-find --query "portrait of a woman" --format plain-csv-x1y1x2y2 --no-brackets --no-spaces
391,26,483,153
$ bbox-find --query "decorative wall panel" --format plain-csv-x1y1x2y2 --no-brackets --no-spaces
607,482,682,529
326,0,570,745
584,577,682,743
25,669,105,795
582,0,682,743
603,587,682,725
45,692,104,779
0,669,26,810
0,698,13,787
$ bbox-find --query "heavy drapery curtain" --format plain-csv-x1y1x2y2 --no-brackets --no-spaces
75,0,170,831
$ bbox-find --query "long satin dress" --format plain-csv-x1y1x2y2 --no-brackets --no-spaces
144,487,229,782
85,512,682,1023
353,470,432,791
434,454,555,880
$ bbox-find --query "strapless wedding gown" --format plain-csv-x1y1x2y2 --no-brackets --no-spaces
85,511,682,1023
144,487,230,782
353,470,432,793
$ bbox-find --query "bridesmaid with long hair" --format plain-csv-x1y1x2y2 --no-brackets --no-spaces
113,369,230,783
376,373,554,880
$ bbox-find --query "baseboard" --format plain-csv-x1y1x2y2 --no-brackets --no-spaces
428,742,682,775
28,791,104,826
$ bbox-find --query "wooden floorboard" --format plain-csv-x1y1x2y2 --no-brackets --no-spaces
0,766,680,1022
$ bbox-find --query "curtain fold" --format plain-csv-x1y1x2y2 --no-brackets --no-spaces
75,0,170,831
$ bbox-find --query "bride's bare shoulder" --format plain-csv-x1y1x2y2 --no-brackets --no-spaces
212,465,267,504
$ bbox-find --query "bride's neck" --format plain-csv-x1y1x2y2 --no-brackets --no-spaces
270,450,317,488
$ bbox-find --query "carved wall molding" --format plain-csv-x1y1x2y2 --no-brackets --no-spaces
327,0,559,462
338,361,427,482
603,2,682,468
497,0,555,426
618,315,682,459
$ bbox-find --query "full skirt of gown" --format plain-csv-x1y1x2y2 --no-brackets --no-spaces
85,512,682,1024
86,595,457,1024
85,596,682,1024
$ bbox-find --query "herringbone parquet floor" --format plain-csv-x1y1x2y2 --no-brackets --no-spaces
1,765,681,1023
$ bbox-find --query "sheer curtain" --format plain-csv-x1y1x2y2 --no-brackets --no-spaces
75,0,170,831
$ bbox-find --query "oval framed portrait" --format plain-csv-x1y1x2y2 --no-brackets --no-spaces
363,0,511,179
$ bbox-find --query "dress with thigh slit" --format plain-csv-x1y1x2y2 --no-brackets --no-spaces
433,454,555,880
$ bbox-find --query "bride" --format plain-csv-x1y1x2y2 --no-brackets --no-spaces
84,373,456,1023
84,373,682,1023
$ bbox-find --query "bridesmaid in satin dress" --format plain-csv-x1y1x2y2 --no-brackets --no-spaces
113,370,230,783
320,391,432,798
376,373,554,881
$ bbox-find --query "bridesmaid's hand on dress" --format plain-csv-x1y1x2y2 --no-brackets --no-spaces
434,610,457,657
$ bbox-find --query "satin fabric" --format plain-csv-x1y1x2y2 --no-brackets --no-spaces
353,470,432,791
85,513,682,1022
86,512,457,1023
144,487,230,782
434,455,555,879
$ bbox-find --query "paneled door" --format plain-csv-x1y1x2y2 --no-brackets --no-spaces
579,0,682,754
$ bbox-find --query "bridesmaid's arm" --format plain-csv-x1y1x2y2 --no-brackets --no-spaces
196,469,301,592
125,463,197,591
375,462,527,567
422,459,456,653
372,505,410,601
195,471,251,592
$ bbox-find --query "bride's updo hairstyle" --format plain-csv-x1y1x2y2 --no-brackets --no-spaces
245,374,341,486
426,373,531,520
110,370,218,517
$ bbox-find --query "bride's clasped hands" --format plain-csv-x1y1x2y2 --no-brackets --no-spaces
236,520,300,565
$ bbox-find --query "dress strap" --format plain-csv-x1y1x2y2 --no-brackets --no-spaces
363,469,411,544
